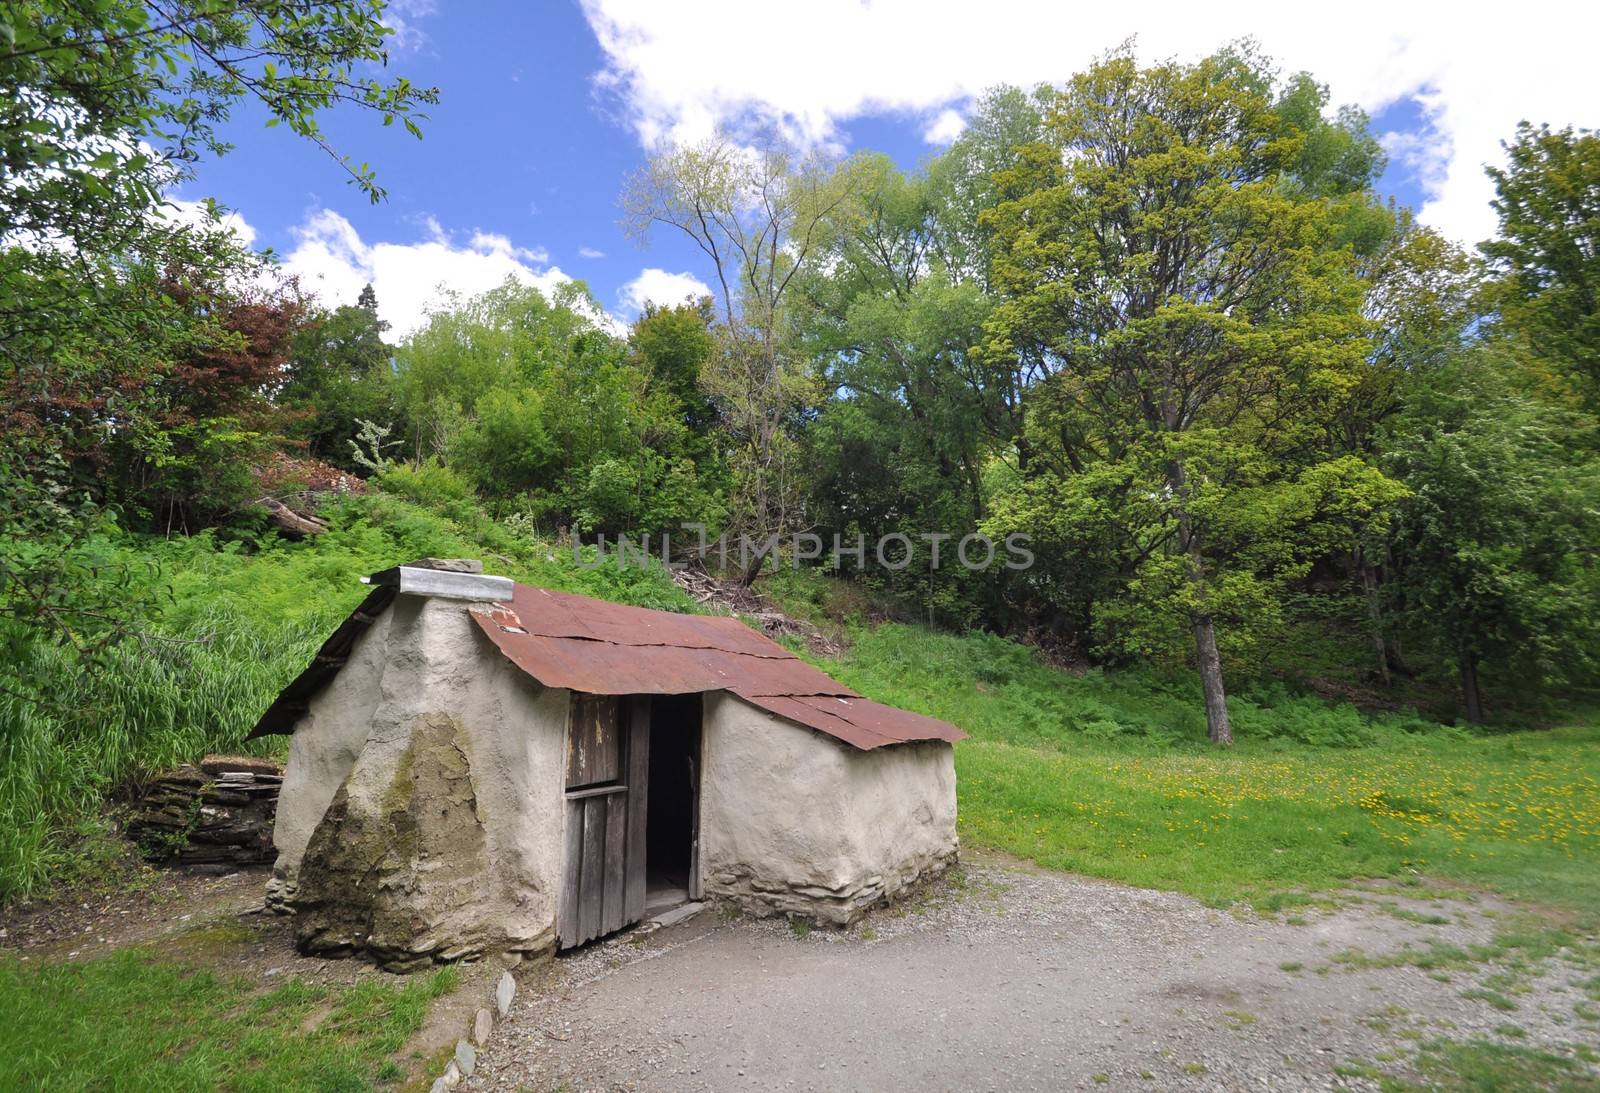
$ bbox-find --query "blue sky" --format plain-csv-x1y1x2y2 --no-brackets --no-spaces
180,1,1592,338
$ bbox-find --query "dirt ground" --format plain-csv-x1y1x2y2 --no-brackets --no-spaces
468,854,1600,1092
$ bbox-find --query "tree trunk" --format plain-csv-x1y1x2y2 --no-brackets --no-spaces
1192,614,1233,745
1458,638,1485,724
1358,552,1391,686
1168,454,1230,747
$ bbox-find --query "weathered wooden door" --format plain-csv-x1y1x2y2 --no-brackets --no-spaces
558,694,649,949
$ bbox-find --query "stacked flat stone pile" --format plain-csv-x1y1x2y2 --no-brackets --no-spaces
127,754,283,868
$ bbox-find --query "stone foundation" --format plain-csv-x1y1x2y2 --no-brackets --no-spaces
706,845,959,926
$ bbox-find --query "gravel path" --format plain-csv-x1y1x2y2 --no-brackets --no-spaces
468,858,1600,1091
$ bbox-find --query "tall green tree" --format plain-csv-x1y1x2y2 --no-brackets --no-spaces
980,47,1395,744
281,284,393,470
627,297,720,443
1384,343,1600,721
1481,123,1600,408
389,280,723,537
794,153,996,621
1344,219,1482,683
622,136,858,581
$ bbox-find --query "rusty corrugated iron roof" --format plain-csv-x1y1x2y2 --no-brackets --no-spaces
470,584,962,749
250,573,963,750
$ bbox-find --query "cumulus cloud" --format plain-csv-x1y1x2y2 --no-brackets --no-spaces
161,197,259,248
383,0,437,53
281,210,575,337
579,0,1598,243
923,108,968,146
1381,100,1453,202
578,245,607,259
618,268,713,315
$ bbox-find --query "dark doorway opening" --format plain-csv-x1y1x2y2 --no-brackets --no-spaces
645,693,702,915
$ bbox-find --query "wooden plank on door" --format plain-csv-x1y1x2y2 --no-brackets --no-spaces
567,695,620,788
558,798,583,948
578,796,605,943
624,697,650,923
602,791,627,935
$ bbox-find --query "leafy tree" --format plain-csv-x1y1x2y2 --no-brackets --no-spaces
924,86,1049,287
281,284,394,469
1481,123,1600,407
1342,218,1483,682
392,279,603,460
0,227,294,648
627,298,720,442
392,280,724,537
2,0,435,243
795,154,996,621
127,261,306,527
0,0,433,657
980,46,1395,743
622,136,858,581
1384,344,1600,721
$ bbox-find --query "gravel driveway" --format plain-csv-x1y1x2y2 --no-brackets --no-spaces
467,856,1599,1091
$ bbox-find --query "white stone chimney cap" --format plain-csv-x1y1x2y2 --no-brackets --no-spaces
362,559,513,602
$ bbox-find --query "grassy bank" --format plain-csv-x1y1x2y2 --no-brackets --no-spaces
826,625,1600,911
0,493,689,903
0,940,457,1091
6,493,1596,917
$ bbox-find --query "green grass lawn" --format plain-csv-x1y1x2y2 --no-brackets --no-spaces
0,938,457,1092
825,624,1600,912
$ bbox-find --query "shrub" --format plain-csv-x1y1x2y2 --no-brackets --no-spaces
375,459,477,515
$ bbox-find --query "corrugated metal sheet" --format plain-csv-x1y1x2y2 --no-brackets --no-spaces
486,586,789,659
470,587,855,699
251,572,964,750
738,693,966,749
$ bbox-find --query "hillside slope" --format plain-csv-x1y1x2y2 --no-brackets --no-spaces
3,492,1596,916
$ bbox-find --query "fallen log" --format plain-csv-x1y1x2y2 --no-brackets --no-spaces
257,496,329,538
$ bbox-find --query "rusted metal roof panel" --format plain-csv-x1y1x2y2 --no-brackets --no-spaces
489,585,789,658
471,619,854,699
739,693,966,749
733,694,897,749
252,568,964,750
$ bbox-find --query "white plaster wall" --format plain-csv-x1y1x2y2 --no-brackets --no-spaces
699,692,957,923
272,594,569,960
455,636,570,949
270,604,392,904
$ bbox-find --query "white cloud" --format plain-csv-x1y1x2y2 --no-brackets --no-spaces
923,108,968,146
580,0,1599,243
1383,130,1450,200
281,210,575,338
383,0,437,53
467,229,549,264
578,245,607,259
618,267,713,315
161,197,259,248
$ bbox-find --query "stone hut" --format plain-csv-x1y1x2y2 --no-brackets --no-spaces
249,560,962,970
